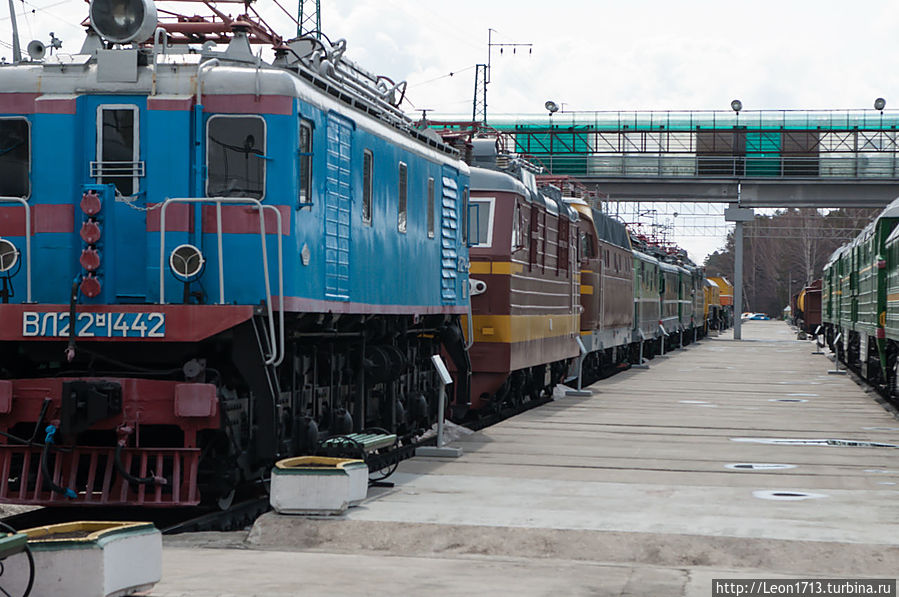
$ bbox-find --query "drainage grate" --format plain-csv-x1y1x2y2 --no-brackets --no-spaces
726,463,797,471
769,398,808,403
752,490,828,501
731,438,899,448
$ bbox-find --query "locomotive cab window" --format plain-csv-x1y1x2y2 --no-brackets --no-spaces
96,106,140,196
462,186,470,245
299,119,313,206
580,232,595,259
0,118,30,198
207,115,266,199
469,197,495,247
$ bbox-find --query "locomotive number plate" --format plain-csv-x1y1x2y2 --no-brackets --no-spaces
22,312,166,338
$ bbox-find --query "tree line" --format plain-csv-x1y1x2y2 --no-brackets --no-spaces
703,207,880,316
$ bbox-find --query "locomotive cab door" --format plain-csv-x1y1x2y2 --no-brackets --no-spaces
94,103,147,302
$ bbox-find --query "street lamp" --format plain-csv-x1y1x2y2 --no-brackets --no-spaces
545,100,559,173
730,99,743,177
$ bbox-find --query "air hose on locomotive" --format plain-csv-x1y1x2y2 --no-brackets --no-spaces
41,426,77,499
114,426,167,486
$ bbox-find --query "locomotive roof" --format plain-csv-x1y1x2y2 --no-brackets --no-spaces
658,260,683,274
591,208,631,250
470,167,528,197
0,39,465,171
633,250,660,266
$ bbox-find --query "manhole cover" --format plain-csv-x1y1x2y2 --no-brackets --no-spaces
726,463,797,471
769,398,808,403
752,490,828,501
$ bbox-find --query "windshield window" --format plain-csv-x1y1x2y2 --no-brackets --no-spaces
207,116,266,198
0,119,29,198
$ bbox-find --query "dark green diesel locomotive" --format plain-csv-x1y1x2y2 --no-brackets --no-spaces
822,199,899,390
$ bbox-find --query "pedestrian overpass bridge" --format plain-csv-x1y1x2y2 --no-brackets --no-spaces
482,109,899,207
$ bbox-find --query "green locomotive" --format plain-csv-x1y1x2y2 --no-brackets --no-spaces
822,199,899,389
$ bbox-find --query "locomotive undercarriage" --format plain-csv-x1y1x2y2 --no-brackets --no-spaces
0,312,462,508
823,324,899,399
475,360,569,417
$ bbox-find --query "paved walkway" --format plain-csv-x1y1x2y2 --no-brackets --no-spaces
153,322,899,596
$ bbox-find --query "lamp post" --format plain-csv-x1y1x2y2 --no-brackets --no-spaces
545,100,558,173
731,99,742,176
728,97,748,341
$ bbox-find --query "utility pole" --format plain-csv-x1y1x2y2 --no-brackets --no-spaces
725,195,754,341
6,0,20,63
297,0,321,39
472,64,487,123
472,28,532,124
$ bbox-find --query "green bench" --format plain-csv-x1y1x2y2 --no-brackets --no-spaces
318,429,401,486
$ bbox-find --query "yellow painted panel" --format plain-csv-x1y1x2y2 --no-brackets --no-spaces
580,284,594,295
469,261,491,275
472,314,579,343
469,262,524,275
492,262,524,275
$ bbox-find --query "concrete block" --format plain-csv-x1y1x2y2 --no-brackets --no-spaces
4,521,161,597
270,456,368,515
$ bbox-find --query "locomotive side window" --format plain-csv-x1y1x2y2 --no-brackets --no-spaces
0,118,29,198
512,202,521,249
96,106,139,196
427,177,435,238
206,115,266,199
299,120,313,206
397,162,407,233
462,186,470,245
469,197,494,247
580,232,595,259
362,150,373,225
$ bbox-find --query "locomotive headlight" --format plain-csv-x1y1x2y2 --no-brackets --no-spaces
0,238,18,272
169,244,205,281
89,0,158,44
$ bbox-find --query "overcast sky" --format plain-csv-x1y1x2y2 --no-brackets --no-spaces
3,0,896,260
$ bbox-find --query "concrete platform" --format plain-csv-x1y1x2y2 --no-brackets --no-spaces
151,322,899,596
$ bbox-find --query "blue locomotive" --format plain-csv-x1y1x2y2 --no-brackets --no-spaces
0,0,469,507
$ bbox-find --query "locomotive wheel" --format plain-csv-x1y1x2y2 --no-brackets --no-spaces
216,488,236,511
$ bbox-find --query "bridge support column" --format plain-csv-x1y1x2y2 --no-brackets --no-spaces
725,205,755,341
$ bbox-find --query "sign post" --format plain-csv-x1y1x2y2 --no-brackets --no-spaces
416,355,463,458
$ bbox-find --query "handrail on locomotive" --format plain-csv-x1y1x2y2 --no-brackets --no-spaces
0,197,30,303
158,197,284,367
